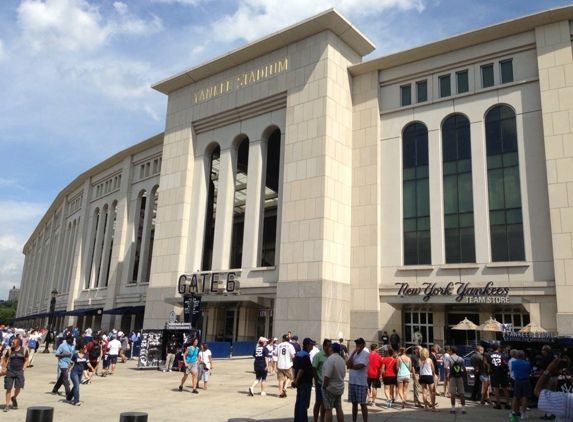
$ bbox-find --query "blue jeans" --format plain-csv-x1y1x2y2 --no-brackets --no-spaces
294,382,312,422
66,371,81,404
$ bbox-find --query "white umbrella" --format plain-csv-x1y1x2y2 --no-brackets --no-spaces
519,322,547,333
478,317,503,332
451,317,478,344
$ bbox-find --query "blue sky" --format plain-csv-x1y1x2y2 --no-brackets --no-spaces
0,0,571,300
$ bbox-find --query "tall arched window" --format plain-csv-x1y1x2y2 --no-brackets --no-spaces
143,188,159,283
230,138,249,269
131,191,147,283
102,203,117,287
442,114,475,263
86,209,100,289
403,123,431,265
202,146,220,271
485,105,525,261
260,129,281,267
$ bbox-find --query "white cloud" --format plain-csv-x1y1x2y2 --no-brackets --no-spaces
151,0,208,5
17,0,163,54
206,0,425,43
144,104,161,121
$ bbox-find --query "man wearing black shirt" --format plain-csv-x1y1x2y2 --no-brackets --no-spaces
470,346,484,401
164,335,179,372
390,330,400,351
488,345,511,409
380,332,389,351
292,338,316,422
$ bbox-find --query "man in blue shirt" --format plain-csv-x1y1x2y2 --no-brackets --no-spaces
52,334,75,396
510,350,532,420
292,338,316,422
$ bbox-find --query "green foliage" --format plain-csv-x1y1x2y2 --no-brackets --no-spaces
0,300,17,326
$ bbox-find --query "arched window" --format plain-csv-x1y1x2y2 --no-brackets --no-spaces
442,114,475,263
485,105,525,261
260,129,281,267
202,146,220,271
142,188,159,283
131,191,147,283
86,208,100,289
230,138,249,268
403,123,431,265
102,203,117,287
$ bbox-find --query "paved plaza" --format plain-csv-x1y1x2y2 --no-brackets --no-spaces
3,351,550,421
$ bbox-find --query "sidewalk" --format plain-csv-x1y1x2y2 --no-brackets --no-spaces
3,351,547,421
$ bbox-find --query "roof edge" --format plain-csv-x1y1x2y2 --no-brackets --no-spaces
152,9,375,95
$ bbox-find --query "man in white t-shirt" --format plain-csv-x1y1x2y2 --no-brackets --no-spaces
276,334,296,398
346,338,370,422
322,343,346,422
107,334,122,375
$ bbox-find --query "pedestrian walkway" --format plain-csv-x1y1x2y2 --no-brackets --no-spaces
3,351,548,421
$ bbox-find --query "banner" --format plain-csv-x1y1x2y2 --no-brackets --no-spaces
183,295,202,327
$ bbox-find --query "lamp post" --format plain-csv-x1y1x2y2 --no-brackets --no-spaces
189,277,198,329
43,289,58,353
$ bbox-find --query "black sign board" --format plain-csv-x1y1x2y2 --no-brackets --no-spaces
137,329,163,369
183,295,202,326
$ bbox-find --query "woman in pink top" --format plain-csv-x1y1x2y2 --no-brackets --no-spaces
381,347,398,408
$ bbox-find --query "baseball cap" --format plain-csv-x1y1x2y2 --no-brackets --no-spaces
331,343,341,353
282,334,289,340
66,334,74,340
258,336,269,343
303,338,316,346
292,335,298,341
273,338,278,341
354,337,366,344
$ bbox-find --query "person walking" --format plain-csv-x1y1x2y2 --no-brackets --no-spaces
107,334,121,375
2,337,29,412
448,346,467,414
292,338,316,422
52,334,75,396
85,335,102,382
322,343,346,422
249,337,269,396
276,334,296,398
346,337,370,422
395,347,413,409
366,343,383,407
380,347,397,408
179,337,200,393
419,347,439,412
198,343,213,390
66,342,90,406
312,338,330,422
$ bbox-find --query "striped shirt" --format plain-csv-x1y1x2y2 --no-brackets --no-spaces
537,390,573,422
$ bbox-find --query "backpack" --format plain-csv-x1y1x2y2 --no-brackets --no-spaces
89,341,101,359
450,357,464,378
27,338,37,349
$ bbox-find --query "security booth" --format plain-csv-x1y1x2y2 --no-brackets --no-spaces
137,323,200,370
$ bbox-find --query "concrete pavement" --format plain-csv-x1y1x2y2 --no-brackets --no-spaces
2,351,548,421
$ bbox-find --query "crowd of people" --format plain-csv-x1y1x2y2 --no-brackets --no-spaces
0,324,139,411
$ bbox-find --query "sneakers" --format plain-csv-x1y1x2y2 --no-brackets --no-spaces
260,392,266,396
3,407,8,412
163,369,166,373
248,387,254,396
192,389,199,394
82,378,89,384
505,404,512,410
74,402,81,406
521,415,529,420
494,404,502,409
178,385,183,392
169,369,172,372
450,410,456,414
11,397,17,409
462,410,467,414
387,399,392,409
279,391,286,398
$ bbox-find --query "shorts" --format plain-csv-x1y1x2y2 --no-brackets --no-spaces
185,363,198,374
449,376,465,396
109,355,118,365
198,364,210,382
490,373,509,389
513,379,532,398
322,387,342,410
480,375,490,383
348,383,368,404
277,368,293,381
420,375,434,385
397,375,411,383
315,382,324,402
102,354,110,369
255,368,267,382
88,361,98,372
4,370,24,390
382,376,397,385
368,378,381,389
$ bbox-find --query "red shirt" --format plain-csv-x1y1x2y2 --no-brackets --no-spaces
381,356,397,377
367,351,383,378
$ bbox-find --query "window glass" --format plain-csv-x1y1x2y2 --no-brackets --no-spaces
457,71,469,94
417,81,428,103
260,129,281,267
202,146,220,271
500,60,514,84
482,64,494,88
230,139,249,268
485,106,525,262
442,114,475,263
401,85,412,106
402,123,431,265
439,75,451,98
